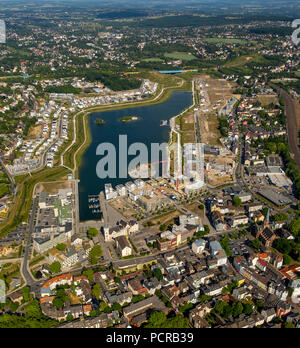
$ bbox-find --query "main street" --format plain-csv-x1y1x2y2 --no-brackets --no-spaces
20,196,40,297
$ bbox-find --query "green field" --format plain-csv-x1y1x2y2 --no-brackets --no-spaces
224,54,265,68
0,171,10,198
164,52,196,61
0,183,10,198
205,38,247,44
142,58,164,62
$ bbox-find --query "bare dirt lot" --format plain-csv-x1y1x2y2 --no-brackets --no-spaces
66,290,81,305
196,76,236,146
257,94,279,106
35,181,73,194
184,202,205,218
205,154,235,186
109,197,137,219
199,116,222,146
28,125,42,140
197,76,236,115
181,111,196,144
143,209,181,228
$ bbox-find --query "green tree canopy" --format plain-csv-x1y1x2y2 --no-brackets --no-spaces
21,286,31,302
50,261,61,274
284,322,295,328
87,228,99,239
92,283,101,299
89,245,103,264
56,243,67,252
53,297,65,310
243,303,253,316
250,239,261,252
233,197,242,207
233,302,244,318
83,269,94,283
153,268,163,281
273,239,292,255
287,219,300,237
145,311,189,328
112,303,122,312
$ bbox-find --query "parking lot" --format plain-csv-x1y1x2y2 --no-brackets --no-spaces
228,237,251,258
244,174,268,187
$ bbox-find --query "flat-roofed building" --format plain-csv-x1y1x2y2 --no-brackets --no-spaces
116,184,127,196
266,156,283,168
229,215,249,228
192,239,206,254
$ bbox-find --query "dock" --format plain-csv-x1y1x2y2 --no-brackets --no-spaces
99,191,109,227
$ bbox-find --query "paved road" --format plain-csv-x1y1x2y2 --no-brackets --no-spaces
21,197,39,296
99,192,109,226
0,258,21,264
73,179,80,235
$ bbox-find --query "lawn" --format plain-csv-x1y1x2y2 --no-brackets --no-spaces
224,54,264,68
205,38,247,45
164,52,196,61
0,183,10,198
142,58,164,62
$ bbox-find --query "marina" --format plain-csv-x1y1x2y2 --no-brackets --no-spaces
87,195,101,215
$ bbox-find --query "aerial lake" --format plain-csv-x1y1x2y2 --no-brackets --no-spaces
78,91,192,221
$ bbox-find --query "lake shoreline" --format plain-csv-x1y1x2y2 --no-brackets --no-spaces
75,80,192,177
78,90,193,221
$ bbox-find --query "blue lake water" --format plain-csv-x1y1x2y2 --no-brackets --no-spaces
78,91,192,221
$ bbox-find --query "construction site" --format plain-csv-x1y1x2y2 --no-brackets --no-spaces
195,75,237,146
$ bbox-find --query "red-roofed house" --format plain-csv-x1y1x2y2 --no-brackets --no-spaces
83,305,92,315
43,273,72,290
40,296,54,304
256,259,267,272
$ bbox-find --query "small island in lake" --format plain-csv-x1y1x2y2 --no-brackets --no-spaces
95,118,105,125
119,116,140,123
